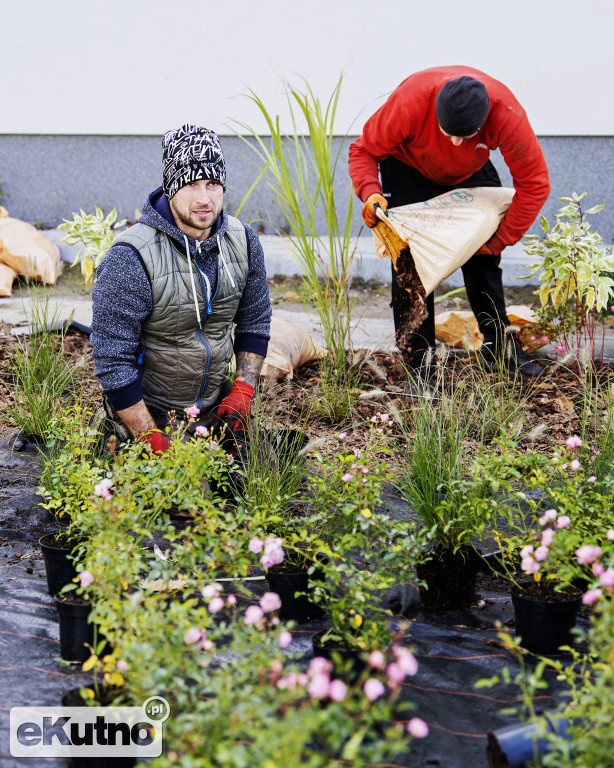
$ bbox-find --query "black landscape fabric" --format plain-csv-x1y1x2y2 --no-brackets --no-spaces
0,438,585,768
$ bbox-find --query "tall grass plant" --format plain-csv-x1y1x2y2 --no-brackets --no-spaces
234,76,364,422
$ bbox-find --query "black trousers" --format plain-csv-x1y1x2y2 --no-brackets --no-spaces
380,156,511,357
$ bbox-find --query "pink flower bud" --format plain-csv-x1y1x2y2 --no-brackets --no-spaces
202,583,221,600
248,536,264,553
244,605,264,625
534,546,549,562
582,588,602,605
576,545,602,565
183,627,202,644
363,678,385,701
79,571,94,588
227,595,237,605
308,673,330,699
260,592,282,612
208,597,224,614
598,568,614,588
407,718,429,738
368,650,385,669
309,657,333,676
328,679,347,701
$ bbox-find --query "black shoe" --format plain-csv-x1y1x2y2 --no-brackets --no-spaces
479,334,544,377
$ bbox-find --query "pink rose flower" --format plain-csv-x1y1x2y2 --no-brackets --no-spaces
244,605,264,625
386,662,406,685
309,657,333,676
93,478,113,500
593,563,604,576
363,678,385,701
202,583,221,600
342,473,353,483
570,459,581,471
566,435,583,449
227,594,237,605
520,545,534,558
395,648,418,676
248,536,264,553
543,509,557,521
208,597,224,613
607,529,614,541
576,545,602,565
260,592,282,612
368,650,385,669
195,425,209,437
582,588,603,605
534,546,549,562
338,432,347,440
328,679,347,702
541,529,554,547
278,631,292,649
185,405,200,418
598,568,614,588
407,718,429,738
79,571,94,588
116,660,128,672
308,673,330,699
183,627,202,644
556,516,571,529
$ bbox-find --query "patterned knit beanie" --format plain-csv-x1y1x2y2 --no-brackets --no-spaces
162,124,226,199
435,77,490,136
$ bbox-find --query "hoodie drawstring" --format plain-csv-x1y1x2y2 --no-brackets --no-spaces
184,234,202,326
217,234,236,289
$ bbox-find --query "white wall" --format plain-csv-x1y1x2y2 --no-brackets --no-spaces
3,0,613,136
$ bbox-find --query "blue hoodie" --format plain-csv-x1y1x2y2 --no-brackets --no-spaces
91,187,271,411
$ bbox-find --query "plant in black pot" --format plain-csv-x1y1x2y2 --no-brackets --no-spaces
391,384,497,612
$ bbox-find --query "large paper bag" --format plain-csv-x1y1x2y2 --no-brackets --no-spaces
373,187,515,296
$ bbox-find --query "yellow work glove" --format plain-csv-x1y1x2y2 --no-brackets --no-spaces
361,193,388,228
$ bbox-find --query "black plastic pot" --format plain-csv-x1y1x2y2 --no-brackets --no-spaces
511,586,582,655
61,688,136,768
267,568,325,622
311,629,368,684
54,596,98,662
416,544,481,611
487,714,572,768
39,533,85,597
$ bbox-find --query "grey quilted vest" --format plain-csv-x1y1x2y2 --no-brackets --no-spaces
115,216,250,413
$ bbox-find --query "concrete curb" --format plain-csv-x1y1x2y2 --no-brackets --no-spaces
44,229,541,286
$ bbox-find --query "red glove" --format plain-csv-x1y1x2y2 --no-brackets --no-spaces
361,193,388,228
215,380,255,432
138,430,172,456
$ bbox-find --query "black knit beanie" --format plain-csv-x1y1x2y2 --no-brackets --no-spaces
162,124,226,199
435,77,490,136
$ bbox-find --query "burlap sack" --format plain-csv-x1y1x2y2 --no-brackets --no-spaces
0,213,62,292
260,316,327,380
0,262,18,297
373,187,515,296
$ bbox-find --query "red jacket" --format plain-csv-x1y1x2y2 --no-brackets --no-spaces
348,66,550,253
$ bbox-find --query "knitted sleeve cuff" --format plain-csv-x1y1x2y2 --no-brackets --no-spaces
234,332,269,358
104,380,143,411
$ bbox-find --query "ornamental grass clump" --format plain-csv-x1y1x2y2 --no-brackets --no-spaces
235,75,365,423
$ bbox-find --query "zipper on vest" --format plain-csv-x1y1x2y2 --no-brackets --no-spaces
136,346,147,381
196,328,212,407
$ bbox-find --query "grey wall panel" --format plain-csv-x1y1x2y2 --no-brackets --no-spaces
0,135,612,243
